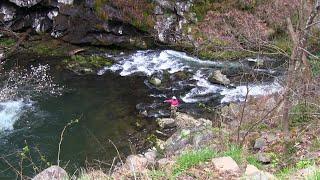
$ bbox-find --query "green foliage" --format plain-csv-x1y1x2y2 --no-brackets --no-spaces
296,159,312,169
290,103,316,126
310,56,320,77
199,50,253,61
311,138,320,152
94,0,154,32
272,35,293,55
0,38,15,47
64,55,113,69
268,152,280,168
276,166,295,179
20,145,30,159
148,170,168,179
191,0,213,21
246,155,262,169
173,148,218,176
308,170,320,180
222,144,243,164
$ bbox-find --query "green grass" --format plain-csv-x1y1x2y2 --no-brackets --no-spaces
272,35,293,55
222,144,243,164
276,166,295,179
148,170,168,180
173,148,218,176
276,159,315,179
290,103,316,126
172,145,244,176
311,138,320,152
296,159,313,169
310,57,320,77
308,170,320,180
0,38,16,47
246,155,263,169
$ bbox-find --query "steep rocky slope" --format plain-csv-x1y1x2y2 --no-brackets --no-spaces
0,0,307,59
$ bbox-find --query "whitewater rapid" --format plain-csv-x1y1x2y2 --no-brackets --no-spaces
0,100,31,132
98,50,283,104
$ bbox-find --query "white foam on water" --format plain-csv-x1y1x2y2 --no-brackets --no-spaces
220,81,283,103
0,100,30,132
182,70,223,103
98,49,283,104
98,50,221,76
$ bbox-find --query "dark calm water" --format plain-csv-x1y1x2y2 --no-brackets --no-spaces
0,56,153,178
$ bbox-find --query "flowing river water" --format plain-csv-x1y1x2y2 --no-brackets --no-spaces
0,50,284,178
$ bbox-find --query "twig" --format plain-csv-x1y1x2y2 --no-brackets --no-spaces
57,118,80,166
108,139,124,166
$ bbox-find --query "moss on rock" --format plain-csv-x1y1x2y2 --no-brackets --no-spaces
63,55,113,75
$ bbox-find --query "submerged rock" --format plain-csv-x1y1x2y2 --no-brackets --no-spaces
32,166,67,180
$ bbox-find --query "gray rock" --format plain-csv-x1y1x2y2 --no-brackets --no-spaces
265,133,277,143
212,156,240,173
157,158,174,168
254,137,267,150
125,155,148,173
208,70,231,85
192,129,214,148
244,164,277,180
157,118,176,129
154,0,195,44
144,149,157,164
32,166,67,180
149,77,162,86
256,153,271,164
0,3,16,22
291,166,318,180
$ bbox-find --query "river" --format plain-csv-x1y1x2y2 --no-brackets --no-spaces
0,50,284,178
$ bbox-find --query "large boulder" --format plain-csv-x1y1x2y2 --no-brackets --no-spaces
154,0,196,44
51,5,149,48
212,156,240,173
208,70,231,85
156,118,176,129
32,166,68,180
244,164,277,180
125,155,149,173
0,2,16,22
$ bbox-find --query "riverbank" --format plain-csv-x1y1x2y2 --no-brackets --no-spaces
32,92,320,179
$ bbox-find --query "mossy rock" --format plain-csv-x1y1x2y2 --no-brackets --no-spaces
64,55,113,75
199,49,253,61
